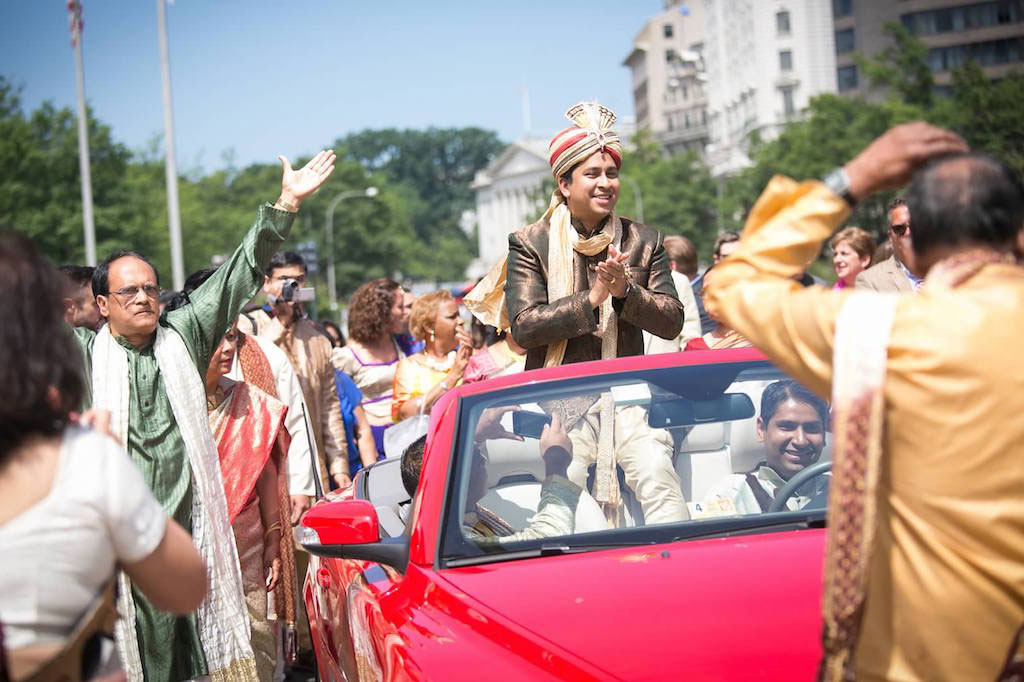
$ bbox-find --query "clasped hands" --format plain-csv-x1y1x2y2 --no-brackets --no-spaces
589,244,629,308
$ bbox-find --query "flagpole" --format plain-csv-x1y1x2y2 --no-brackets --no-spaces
156,0,184,290
69,1,96,266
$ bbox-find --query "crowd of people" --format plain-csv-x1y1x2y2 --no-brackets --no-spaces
0,98,1021,682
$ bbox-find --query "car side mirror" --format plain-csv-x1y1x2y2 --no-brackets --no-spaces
296,499,409,573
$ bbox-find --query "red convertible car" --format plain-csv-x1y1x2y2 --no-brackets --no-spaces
298,348,832,681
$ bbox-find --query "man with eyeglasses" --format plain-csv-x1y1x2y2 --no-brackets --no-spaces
71,150,335,682
855,197,919,292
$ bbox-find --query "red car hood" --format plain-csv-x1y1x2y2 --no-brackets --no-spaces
435,529,826,681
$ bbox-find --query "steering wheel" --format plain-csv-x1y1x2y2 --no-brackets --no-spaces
768,460,832,513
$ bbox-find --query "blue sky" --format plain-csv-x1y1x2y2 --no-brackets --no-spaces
1,1,664,172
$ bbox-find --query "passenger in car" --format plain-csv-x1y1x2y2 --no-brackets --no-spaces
465,413,582,544
398,410,583,543
700,380,829,516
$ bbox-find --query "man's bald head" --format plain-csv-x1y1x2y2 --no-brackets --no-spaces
906,153,1024,265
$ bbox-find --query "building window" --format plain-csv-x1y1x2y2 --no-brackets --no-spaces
780,86,796,115
777,10,791,35
664,23,674,38
835,28,855,55
902,1,1024,37
833,0,852,18
666,48,677,63
927,36,1024,72
837,64,859,91
779,50,793,71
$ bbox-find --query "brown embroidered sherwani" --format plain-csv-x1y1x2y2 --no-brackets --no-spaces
505,216,684,370
246,310,347,486
505,214,688,525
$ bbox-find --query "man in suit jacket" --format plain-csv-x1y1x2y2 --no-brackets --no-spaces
855,197,920,292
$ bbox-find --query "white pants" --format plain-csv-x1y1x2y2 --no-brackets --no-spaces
567,404,689,525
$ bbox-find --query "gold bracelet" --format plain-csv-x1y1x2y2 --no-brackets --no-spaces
264,522,282,539
275,196,299,213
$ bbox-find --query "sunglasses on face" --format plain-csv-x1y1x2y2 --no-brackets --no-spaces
890,223,910,236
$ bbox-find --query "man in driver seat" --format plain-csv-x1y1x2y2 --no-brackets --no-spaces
701,380,829,516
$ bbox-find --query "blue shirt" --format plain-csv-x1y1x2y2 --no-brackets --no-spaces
333,370,379,476
897,259,923,290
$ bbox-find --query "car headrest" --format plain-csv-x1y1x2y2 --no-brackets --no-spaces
677,422,727,453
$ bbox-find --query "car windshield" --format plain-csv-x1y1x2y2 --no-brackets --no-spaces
438,359,832,566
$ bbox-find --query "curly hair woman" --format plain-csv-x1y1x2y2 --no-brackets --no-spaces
332,278,408,456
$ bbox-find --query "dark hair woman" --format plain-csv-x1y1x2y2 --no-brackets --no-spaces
0,233,205,678
331,278,407,456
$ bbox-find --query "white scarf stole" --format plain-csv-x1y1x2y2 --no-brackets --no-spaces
822,292,897,681
545,201,623,521
92,325,254,681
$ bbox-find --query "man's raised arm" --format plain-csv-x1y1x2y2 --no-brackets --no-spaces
704,123,966,397
168,151,336,371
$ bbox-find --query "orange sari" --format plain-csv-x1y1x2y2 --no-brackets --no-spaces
208,334,296,680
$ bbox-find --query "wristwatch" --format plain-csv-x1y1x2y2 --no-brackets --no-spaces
822,167,856,208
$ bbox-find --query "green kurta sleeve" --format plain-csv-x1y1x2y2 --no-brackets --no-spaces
72,325,96,409
164,203,295,375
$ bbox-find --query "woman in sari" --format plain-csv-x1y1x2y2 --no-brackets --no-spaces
464,328,526,383
204,322,295,682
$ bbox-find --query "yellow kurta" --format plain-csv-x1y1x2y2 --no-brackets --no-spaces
705,177,1024,681
391,353,461,422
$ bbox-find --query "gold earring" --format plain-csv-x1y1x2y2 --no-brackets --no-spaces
429,330,435,342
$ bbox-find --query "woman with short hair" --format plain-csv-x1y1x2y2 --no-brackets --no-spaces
392,290,472,422
830,226,875,289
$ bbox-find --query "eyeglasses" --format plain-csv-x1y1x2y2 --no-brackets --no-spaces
890,223,910,236
110,284,160,300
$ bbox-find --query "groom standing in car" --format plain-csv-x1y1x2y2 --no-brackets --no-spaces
465,101,688,527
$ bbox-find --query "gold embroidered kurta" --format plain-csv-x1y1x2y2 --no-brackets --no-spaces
505,216,684,371
704,176,1024,682
248,311,347,485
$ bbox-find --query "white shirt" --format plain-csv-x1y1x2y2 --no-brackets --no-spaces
0,427,167,648
645,270,703,354
229,333,317,497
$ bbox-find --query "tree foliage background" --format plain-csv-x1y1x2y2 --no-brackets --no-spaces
2,24,1022,301
0,77,502,311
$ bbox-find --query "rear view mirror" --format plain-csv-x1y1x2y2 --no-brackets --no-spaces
648,393,755,429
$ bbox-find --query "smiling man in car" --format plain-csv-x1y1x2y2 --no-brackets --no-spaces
701,380,829,516
466,101,687,528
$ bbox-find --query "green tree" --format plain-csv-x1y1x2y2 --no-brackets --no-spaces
334,127,503,280
0,76,132,266
855,22,935,109
621,148,718,258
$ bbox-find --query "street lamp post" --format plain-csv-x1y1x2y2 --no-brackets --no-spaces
620,174,644,224
325,186,379,312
